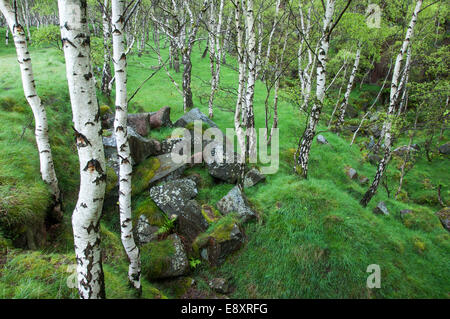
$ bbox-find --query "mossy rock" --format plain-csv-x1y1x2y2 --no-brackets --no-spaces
100,105,112,117
192,215,244,266
185,121,210,134
140,234,189,279
132,157,161,196
201,204,222,224
413,237,426,254
159,277,195,298
132,197,165,227
105,165,118,195
402,208,442,232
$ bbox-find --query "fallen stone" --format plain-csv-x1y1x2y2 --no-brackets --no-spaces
317,135,328,145
103,127,161,165
208,278,230,294
216,186,256,222
193,218,245,266
392,145,419,157
438,143,450,155
346,167,358,180
149,106,172,129
244,168,266,188
149,179,209,243
135,215,160,245
435,207,449,231
174,107,218,128
359,176,369,185
127,113,151,136
373,202,389,216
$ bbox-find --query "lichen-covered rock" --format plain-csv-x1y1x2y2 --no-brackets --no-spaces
103,127,161,165
216,186,256,222
205,143,241,184
174,107,218,128
193,217,245,266
149,179,209,243
244,168,266,188
373,202,389,216
209,278,230,294
317,135,328,145
436,207,450,231
141,234,189,279
135,215,160,245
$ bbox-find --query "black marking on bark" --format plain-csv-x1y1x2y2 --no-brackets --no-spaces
81,202,88,208
84,72,92,81
61,38,77,48
93,174,107,185
72,126,91,147
83,159,104,175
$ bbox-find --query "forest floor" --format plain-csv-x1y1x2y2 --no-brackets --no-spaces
0,33,448,298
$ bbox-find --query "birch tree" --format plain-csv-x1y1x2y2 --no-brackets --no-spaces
207,0,224,119
335,42,361,131
0,0,61,216
58,0,107,299
100,0,112,96
111,0,141,293
360,0,423,207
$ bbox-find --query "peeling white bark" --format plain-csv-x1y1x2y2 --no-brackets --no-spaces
361,0,422,207
336,44,361,130
58,0,107,299
0,0,61,208
111,0,141,292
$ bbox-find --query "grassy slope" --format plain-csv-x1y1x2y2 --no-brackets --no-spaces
0,30,448,298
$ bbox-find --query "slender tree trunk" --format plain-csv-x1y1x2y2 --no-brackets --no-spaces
58,0,107,299
244,0,257,162
0,0,61,216
295,0,335,178
182,50,194,112
336,44,361,131
111,0,141,293
234,0,247,190
101,0,112,97
361,0,422,207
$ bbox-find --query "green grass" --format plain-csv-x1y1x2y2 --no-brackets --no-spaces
0,29,448,299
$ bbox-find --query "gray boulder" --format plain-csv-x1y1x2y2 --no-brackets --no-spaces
208,278,230,294
244,168,266,188
135,215,159,245
216,186,256,222
174,107,218,128
317,135,328,145
205,140,241,184
439,143,450,155
149,179,209,243
346,167,358,180
103,127,161,165
373,202,389,216
194,219,245,266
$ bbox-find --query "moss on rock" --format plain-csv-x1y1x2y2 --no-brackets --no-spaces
132,157,161,196
402,207,442,232
132,197,165,227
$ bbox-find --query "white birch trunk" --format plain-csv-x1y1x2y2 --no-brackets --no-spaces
336,44,361,130
58,0,107,299
361,0,422,207
111,0,141,293
0,0,61,212
295,0,335,178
